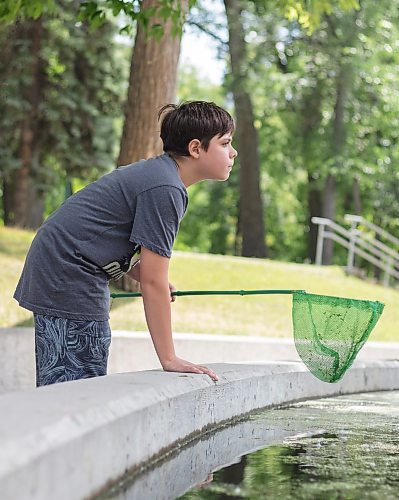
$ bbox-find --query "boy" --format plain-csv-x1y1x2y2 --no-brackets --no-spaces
14,100,237,386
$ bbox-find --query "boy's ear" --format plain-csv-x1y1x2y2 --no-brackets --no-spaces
187,139,201,158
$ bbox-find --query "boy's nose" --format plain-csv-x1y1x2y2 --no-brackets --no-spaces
231,146,238,158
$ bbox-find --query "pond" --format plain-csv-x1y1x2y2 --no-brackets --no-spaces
99,391,399,500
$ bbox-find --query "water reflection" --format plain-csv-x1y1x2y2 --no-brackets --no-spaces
99,392,399,500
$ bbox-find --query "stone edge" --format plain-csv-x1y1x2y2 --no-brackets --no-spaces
1,360,399,500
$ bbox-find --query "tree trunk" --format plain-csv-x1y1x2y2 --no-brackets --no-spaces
13,123,34,226
13,18,44,228
26,183,45,229
322,61,351,264
300,78,323,262
2,176,14,226
234,198,241,255
224,0,266,258
322,173,336,264
352,176,362,214
117,0,187,166
1,26,15,226
343,175,362,214
117,0,187,291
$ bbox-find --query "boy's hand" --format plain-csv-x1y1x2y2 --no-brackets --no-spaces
162,356,219,382
169,282,177,302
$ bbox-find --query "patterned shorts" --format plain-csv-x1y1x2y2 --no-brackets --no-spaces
34,314,112,387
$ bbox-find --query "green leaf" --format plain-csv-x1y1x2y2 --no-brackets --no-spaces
150,23,164,41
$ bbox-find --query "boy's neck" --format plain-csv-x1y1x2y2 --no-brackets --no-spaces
168,154,203,188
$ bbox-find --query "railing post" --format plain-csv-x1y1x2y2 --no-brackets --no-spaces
346,220,358,274
315,224,325,266
384,256,393,287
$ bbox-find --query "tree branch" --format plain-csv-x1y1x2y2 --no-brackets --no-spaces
185,19,228,47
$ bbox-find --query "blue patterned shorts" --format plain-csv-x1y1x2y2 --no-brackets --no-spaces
34,314,112,387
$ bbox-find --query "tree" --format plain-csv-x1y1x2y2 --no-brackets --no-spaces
224,0,267,258
0,8,125,227
301,77,324,262
117,0,188,165
0,0,186,30
0,0,192,229
216,0,398,268
0,18,45,227
222,0,358,260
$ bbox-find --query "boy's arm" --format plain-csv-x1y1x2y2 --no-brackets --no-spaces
139,246,218,381
126,260,177,303
127,260,141,283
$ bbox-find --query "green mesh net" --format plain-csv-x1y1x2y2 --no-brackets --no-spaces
111,288,385,384
292,292,385,383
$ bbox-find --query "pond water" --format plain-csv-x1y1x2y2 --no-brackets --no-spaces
100,391,399,500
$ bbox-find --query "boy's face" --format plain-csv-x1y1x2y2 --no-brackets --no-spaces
197,133,238,181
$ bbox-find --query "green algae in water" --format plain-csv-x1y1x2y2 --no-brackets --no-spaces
180,392,399,500
98,392,399,500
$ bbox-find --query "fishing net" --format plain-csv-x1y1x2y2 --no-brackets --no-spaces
110,288,385,383
292,292,385,383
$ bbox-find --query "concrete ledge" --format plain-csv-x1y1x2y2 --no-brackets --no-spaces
1,327,399,393
0,360,398,500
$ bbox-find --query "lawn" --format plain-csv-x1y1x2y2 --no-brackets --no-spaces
1,226,398,341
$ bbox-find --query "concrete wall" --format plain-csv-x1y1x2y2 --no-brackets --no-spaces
0,360,398,500
1,327,399,393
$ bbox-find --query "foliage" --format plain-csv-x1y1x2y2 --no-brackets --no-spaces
174,0,399,266
0,0,58,23
1,0,399,272
0,0,196,38
229,0,399,263
280,0,359,31
0,3,128,219
249,0,359,32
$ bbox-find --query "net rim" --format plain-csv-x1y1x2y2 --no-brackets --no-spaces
293,291,384,312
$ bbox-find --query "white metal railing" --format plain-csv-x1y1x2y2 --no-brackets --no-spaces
311,215,399,286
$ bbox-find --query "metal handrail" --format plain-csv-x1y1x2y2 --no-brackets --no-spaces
311,215,399,286
345,214,399,247
325,231,399,280
312,218,399,271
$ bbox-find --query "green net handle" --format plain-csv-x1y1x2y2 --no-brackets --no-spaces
110,289,306,299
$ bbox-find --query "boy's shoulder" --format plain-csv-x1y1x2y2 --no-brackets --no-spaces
114,153,187,195
118,153,172,173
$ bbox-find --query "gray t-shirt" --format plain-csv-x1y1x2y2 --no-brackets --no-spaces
14,154,188,321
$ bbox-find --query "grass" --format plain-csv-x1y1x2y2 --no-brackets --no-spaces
1,226,398,341
0,226,35,328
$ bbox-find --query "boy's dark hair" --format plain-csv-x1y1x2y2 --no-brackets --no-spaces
158,101,235,157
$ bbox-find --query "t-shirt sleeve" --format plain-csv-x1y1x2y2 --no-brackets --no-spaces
130,186,187,258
